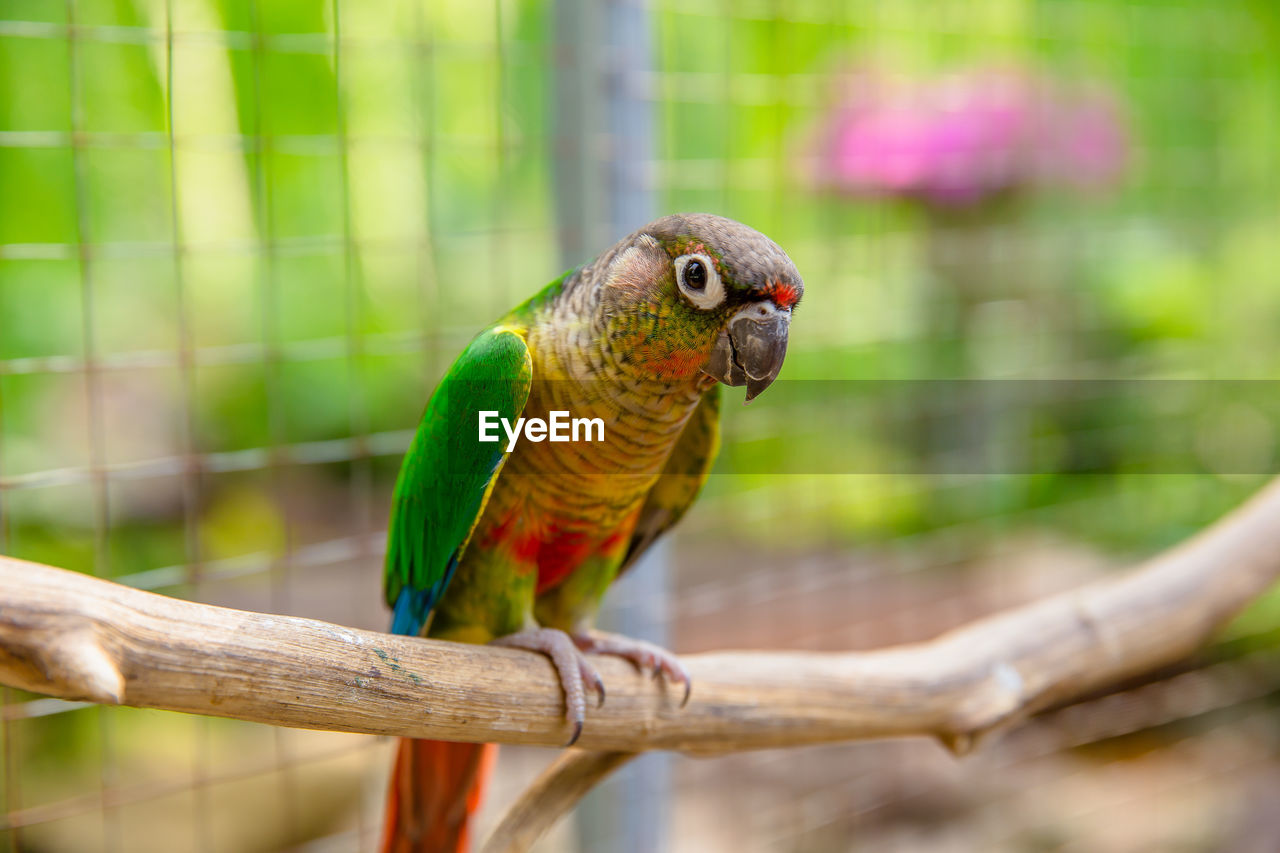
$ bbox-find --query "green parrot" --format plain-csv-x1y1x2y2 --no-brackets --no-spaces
380,213,802,853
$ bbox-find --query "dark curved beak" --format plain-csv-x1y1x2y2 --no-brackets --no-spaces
701,302,791,403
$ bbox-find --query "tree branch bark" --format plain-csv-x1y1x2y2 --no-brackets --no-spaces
3,478,1280,756
481,750,636,853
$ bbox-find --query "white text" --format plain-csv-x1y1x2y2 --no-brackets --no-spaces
478,410,605,452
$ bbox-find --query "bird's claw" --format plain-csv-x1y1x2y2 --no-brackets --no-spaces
491,627,691,747
585,662,606,708
572,630,692,707
491,627,604,746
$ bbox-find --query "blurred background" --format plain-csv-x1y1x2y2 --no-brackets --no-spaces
3,0,1280,850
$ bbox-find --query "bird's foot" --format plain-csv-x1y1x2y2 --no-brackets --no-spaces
572,630,692,708
491,627,605,747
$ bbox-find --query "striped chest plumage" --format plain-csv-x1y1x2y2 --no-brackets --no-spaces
426,286,711,640
470,310,705,593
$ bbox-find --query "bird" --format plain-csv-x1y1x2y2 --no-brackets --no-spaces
379,213,802,852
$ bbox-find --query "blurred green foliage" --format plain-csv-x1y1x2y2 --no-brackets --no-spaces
1,0,1278,585
2,1,1279,849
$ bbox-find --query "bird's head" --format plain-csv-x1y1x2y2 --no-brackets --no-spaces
598,213,803,402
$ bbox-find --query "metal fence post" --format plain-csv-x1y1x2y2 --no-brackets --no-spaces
554,0,670,850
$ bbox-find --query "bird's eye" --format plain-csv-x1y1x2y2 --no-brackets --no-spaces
683,260,707,290
674,253,724,310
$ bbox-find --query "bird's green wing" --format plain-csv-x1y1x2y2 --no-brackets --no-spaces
384,325,532,636
617,384,722,575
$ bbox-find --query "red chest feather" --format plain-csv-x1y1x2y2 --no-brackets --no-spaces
477,510,633,595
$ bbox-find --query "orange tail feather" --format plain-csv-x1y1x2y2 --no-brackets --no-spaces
380,739,498,853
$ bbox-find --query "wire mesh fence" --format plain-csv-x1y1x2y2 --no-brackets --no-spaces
3,0,1280,851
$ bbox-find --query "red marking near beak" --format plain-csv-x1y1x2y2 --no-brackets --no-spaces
762,281,800,310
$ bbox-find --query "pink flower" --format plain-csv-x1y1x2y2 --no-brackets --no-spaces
813,65,1129,206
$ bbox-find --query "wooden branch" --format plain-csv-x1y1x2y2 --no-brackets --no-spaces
480,751,636,853
2,478,1280,758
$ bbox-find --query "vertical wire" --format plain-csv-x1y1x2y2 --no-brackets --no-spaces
246,0,289,617
768,6,805,839
332,0,374,601
0,107,6,831
63,8,109,575
412,5,441,394
769,0,785,238
328,8,376,840
64,2,119,850
1,684,20,852
65,4,107,586
551,0,591,266
717,0,733,214
651,8,683,831
245,1,299,841
491,0,508,317
0,375,6,559
0,346,10,853
161,6,212,852
718,2,763,829
0,163,11,851
163,0,202,618
374,9,440,841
